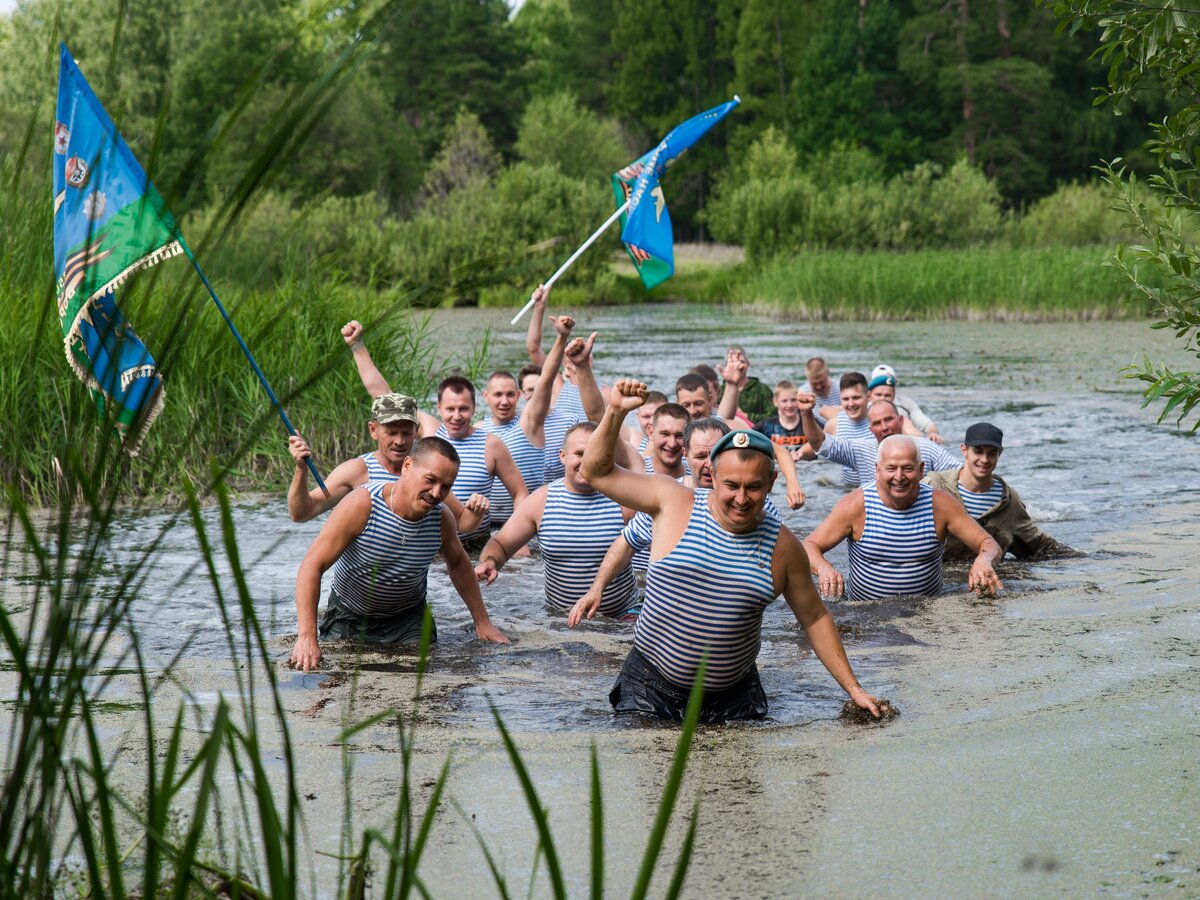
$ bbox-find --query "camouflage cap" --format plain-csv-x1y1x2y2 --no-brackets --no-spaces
371,392,419,425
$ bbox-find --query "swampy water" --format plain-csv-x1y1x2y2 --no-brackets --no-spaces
7,306,1200,896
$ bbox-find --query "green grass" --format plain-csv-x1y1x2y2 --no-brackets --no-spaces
729,246,1158,320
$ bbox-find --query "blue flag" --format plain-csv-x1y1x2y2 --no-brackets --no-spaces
617,98,740,290
55,43,181,453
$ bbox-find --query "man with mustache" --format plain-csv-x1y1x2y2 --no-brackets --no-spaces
290,437,510,673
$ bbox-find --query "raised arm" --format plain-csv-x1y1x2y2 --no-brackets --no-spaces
934,490,1004,597
525,285,550,366
487,435,529,509
777,527,880,717
439,507,509,643
343,320,392,397
717,351,745,422
581,380,691,516
564,330,604,422
797,392,827,452
521,308,572,446
286,436,359,522
290,488,371,671
801,489,864,598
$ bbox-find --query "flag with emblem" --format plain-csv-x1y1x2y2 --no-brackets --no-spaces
611,98,740,290
54,43,182,453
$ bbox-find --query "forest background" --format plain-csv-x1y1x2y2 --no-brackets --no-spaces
0,0,1169,311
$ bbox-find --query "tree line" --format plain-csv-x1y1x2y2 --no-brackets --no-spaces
0,0,1166,287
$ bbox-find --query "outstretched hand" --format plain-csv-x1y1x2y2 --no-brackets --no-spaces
719,350,747,384
968,559,1004,598
567,591,603,628
608,379,649,412
532,283,550,309
341,320,364,348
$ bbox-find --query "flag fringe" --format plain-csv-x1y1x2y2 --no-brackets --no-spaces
61,239,182,384
59,238,181,453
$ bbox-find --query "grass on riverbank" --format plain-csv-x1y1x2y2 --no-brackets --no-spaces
729,246,1154,320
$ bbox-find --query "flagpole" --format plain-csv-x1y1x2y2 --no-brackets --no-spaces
510,199,630,326
178,237,330,497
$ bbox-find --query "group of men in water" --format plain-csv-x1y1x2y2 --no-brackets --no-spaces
286,286,1077,723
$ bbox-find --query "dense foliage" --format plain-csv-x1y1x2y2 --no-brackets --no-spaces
0,0,1163,280
1042,0,1200,430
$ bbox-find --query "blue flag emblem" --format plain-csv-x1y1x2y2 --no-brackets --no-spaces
54,44,182,452
617,98,739,289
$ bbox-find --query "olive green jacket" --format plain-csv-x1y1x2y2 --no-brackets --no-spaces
923,468,1079,560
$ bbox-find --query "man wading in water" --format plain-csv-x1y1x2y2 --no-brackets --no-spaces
290,437,509,673
580,379,882,723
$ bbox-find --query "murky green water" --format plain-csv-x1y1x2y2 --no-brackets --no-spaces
7,306,1200,895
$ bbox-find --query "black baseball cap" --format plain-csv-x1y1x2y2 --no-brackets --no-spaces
964,422,1003,449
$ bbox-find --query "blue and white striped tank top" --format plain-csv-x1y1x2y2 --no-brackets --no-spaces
847,482,944,601
637,433,649,454
539,480,636,616
819,436,961,488
623,489,781,574
543,380,587,482
482,418,544,523
834,412,873,485
360,451,400,482
436,427,494,539
958,481,1003,518
635,491,782,690
331,483,443,617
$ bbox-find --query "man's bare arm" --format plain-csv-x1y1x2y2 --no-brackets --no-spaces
440,508,509,643
801,490,864,598
797,392,827,452
287,439,361,522
489,436,529,509
773,442,806,509
778,529,880,717
474,488,546,584
935,490,1004,596
567,535,637,627
343,320,392,397
525,285,549,367
290,488,371,671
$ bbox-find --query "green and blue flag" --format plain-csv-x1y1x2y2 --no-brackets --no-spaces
611,98,739,290
54,43,181,452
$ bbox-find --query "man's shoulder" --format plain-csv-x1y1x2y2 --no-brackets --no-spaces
922,466,963,491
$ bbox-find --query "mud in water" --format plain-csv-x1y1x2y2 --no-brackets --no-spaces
4,310,1200,895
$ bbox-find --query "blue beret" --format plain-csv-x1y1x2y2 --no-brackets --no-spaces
710,429,775,461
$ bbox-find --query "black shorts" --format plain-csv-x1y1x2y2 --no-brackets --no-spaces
318,588,437,645
609,646,768,723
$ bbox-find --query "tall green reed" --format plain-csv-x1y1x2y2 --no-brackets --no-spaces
2,3,704,895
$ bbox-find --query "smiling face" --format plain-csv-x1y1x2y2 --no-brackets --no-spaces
437,387,476,439
709,451,775,533
841,385,867,420
637,400,664,437
652,414,687,469
774,389,798,419
875,438,923,508
559,428,593,491
676,387,712,420
399,452,458,515
868,401,903,442
684,427,724,488
368,419,417,471
962,443,1002,482
485,375,520,424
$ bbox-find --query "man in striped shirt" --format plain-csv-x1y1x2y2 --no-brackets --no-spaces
285,393,488,534
581,379,883,723
801,394,960,488
290,437,510,673
802,435,1003,601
